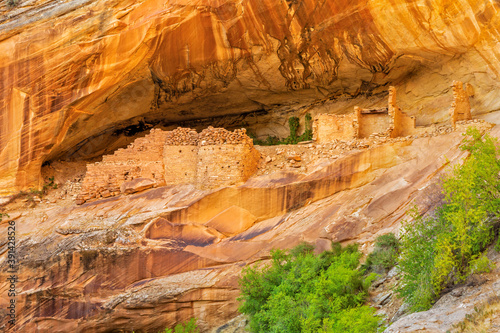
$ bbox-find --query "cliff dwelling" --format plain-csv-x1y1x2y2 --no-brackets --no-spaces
76,82,475,205
77,127,261,204
313,86,417,142
313,83,472,143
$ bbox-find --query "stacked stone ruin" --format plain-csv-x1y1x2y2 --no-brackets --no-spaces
312,113,358,142
164,127,199,145
197,127,260,189
163,128,200,186
77,82,473,204
353,105,393,139
314,86,416,142
387,86,417,138
77,129,168,203
77,127,260,204
314,83,471,143
449,81,472,127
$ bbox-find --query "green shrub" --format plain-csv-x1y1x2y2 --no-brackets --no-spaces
397,208,443,312
252,113,313,146
162,318,199,333
12,176,58,206
398,128,500,312
469,253,495,275
253,135,282,146
363,233,399,273
42,176,58,192
288,117,300,143
298,113,313,142
238,242,380,333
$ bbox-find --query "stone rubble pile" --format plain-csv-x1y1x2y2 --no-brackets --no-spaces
455,119,490,132
164,127,199,146
199,126,251,146
255,119,493,176
65,180,82,198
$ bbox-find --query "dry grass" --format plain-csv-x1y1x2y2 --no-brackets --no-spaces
451,295,500,333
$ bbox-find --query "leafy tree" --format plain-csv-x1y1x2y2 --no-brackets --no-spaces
398,127,500,311
398,209,444,311
238,242,380,332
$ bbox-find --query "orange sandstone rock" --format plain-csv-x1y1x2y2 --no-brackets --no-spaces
2,0,500,194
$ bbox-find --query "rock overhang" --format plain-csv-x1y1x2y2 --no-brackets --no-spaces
2,0,500,195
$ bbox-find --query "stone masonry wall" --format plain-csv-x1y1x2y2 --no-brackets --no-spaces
164,145,199,185
78,129,168,203
163,128,200,185
449,81,472,127
356,108,391,138
388,86,416,138
197,145,249,189
242,147,262,180
313,113,357,143
78,127,260,203
196,127,260,189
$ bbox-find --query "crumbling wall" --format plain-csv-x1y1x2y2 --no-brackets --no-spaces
388,86,416,138
313,114,357,142
356,107,391,138
449,81,472,127
78,127,260,203
314,87,417,142
163,128,200,185
196,127,260,189
78,129,168,203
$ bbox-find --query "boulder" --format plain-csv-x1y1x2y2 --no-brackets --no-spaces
205,206,258,236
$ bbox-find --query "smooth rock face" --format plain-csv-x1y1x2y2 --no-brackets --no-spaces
120,177,156,194
2,123,495,332
2,0,500,194
204,206,257,237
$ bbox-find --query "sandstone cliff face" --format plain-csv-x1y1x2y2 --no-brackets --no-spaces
1,121,492,332
2,0,500,194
